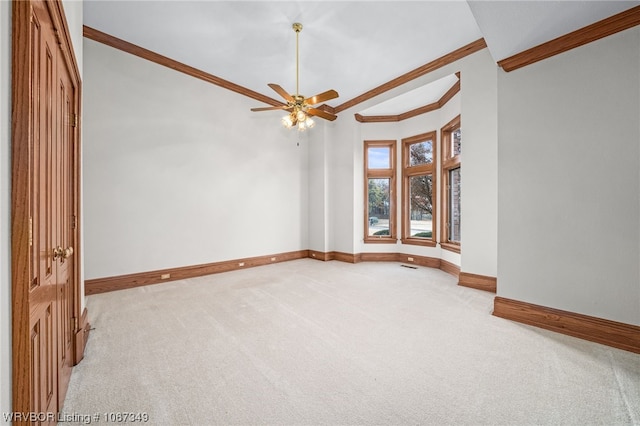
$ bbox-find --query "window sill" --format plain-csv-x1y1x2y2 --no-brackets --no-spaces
364,237,398,244
401,238,437,247
441,242,461,253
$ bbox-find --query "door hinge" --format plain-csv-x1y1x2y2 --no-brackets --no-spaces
54,29,62,46
28,217,33,246
71,215,77,230
70,113,78,128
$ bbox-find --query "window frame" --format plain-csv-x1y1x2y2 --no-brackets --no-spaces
440,115,461,253
401,131,437,247
364,140,397,244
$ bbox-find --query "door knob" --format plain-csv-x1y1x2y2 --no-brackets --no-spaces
53,246,73,261
53,246,63,260
63,246,74,259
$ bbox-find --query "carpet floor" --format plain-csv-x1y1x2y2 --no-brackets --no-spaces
62,259,640,425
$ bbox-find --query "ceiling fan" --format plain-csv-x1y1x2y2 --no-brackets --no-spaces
251,22,339,131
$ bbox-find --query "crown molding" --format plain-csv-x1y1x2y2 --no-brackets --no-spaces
498,6,640,72
335,38,486,114
355,80,460,123
83,26,482,119
83,25,285,108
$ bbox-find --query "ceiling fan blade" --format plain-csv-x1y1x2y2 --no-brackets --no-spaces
251,105,290,112
305,89,339,105
268,83,294,102
307,107,337,122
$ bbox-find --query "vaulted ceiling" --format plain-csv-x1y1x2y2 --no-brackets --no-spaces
83,1,639,115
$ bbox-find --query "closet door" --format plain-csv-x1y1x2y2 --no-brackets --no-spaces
29,2,61,420
13,0,83,420
55,52,76,406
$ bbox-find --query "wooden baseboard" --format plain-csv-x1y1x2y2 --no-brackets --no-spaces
331,251,359,263
459,272,496,293
493,297,640,354
439,259,460,278
315,250,458,276
86,249,466,295
73,308,90,365
359,252,444,271
412,254,443,270
309,250,359,263
308,250,331,261
360,252,401,262
85,250,309,295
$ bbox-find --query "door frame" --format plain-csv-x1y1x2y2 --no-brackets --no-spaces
11,0,83,415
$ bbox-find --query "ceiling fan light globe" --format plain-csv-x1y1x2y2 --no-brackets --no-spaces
296,110,307,121
282,115,294,128
305,117,315,128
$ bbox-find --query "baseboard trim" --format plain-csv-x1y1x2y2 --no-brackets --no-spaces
459,272,496,293
318,250,459,277
439,259,460,278
86,249,465,295
85,250,309,295
331,251,359,263
309,251,359,263
308,250,331,261
493,296,640,354
360,252,401,262
360,252,444,270
73,308,90,365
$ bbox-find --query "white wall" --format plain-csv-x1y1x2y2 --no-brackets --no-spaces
83,39,309,279
459,57,498,277
326,117,358,254
1,1,11,421
498,27,640,325
308,124,328,253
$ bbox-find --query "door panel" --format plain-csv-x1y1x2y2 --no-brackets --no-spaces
24,1,76,423
30,2,59,421
56,56,75,405
13,0,82,421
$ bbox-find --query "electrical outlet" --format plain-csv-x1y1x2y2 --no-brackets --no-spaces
239,262,245,267
161,273,171,279
407,257,414,262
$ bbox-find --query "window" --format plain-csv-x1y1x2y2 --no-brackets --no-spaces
401,132,436,246
364,140,396,243
441,115,461,252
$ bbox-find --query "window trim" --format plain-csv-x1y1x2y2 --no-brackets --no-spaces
364,140,397,244
440,115,461,253
401,131,437,247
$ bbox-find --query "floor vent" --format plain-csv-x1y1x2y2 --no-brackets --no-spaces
400,264,418,269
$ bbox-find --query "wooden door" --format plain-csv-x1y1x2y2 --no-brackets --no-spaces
30,1,61,419
55,53,76,405
12,1,81,423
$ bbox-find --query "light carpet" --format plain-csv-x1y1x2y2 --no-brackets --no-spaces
62,259,640,425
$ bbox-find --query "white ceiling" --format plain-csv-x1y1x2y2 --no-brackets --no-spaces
83,1,639,115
